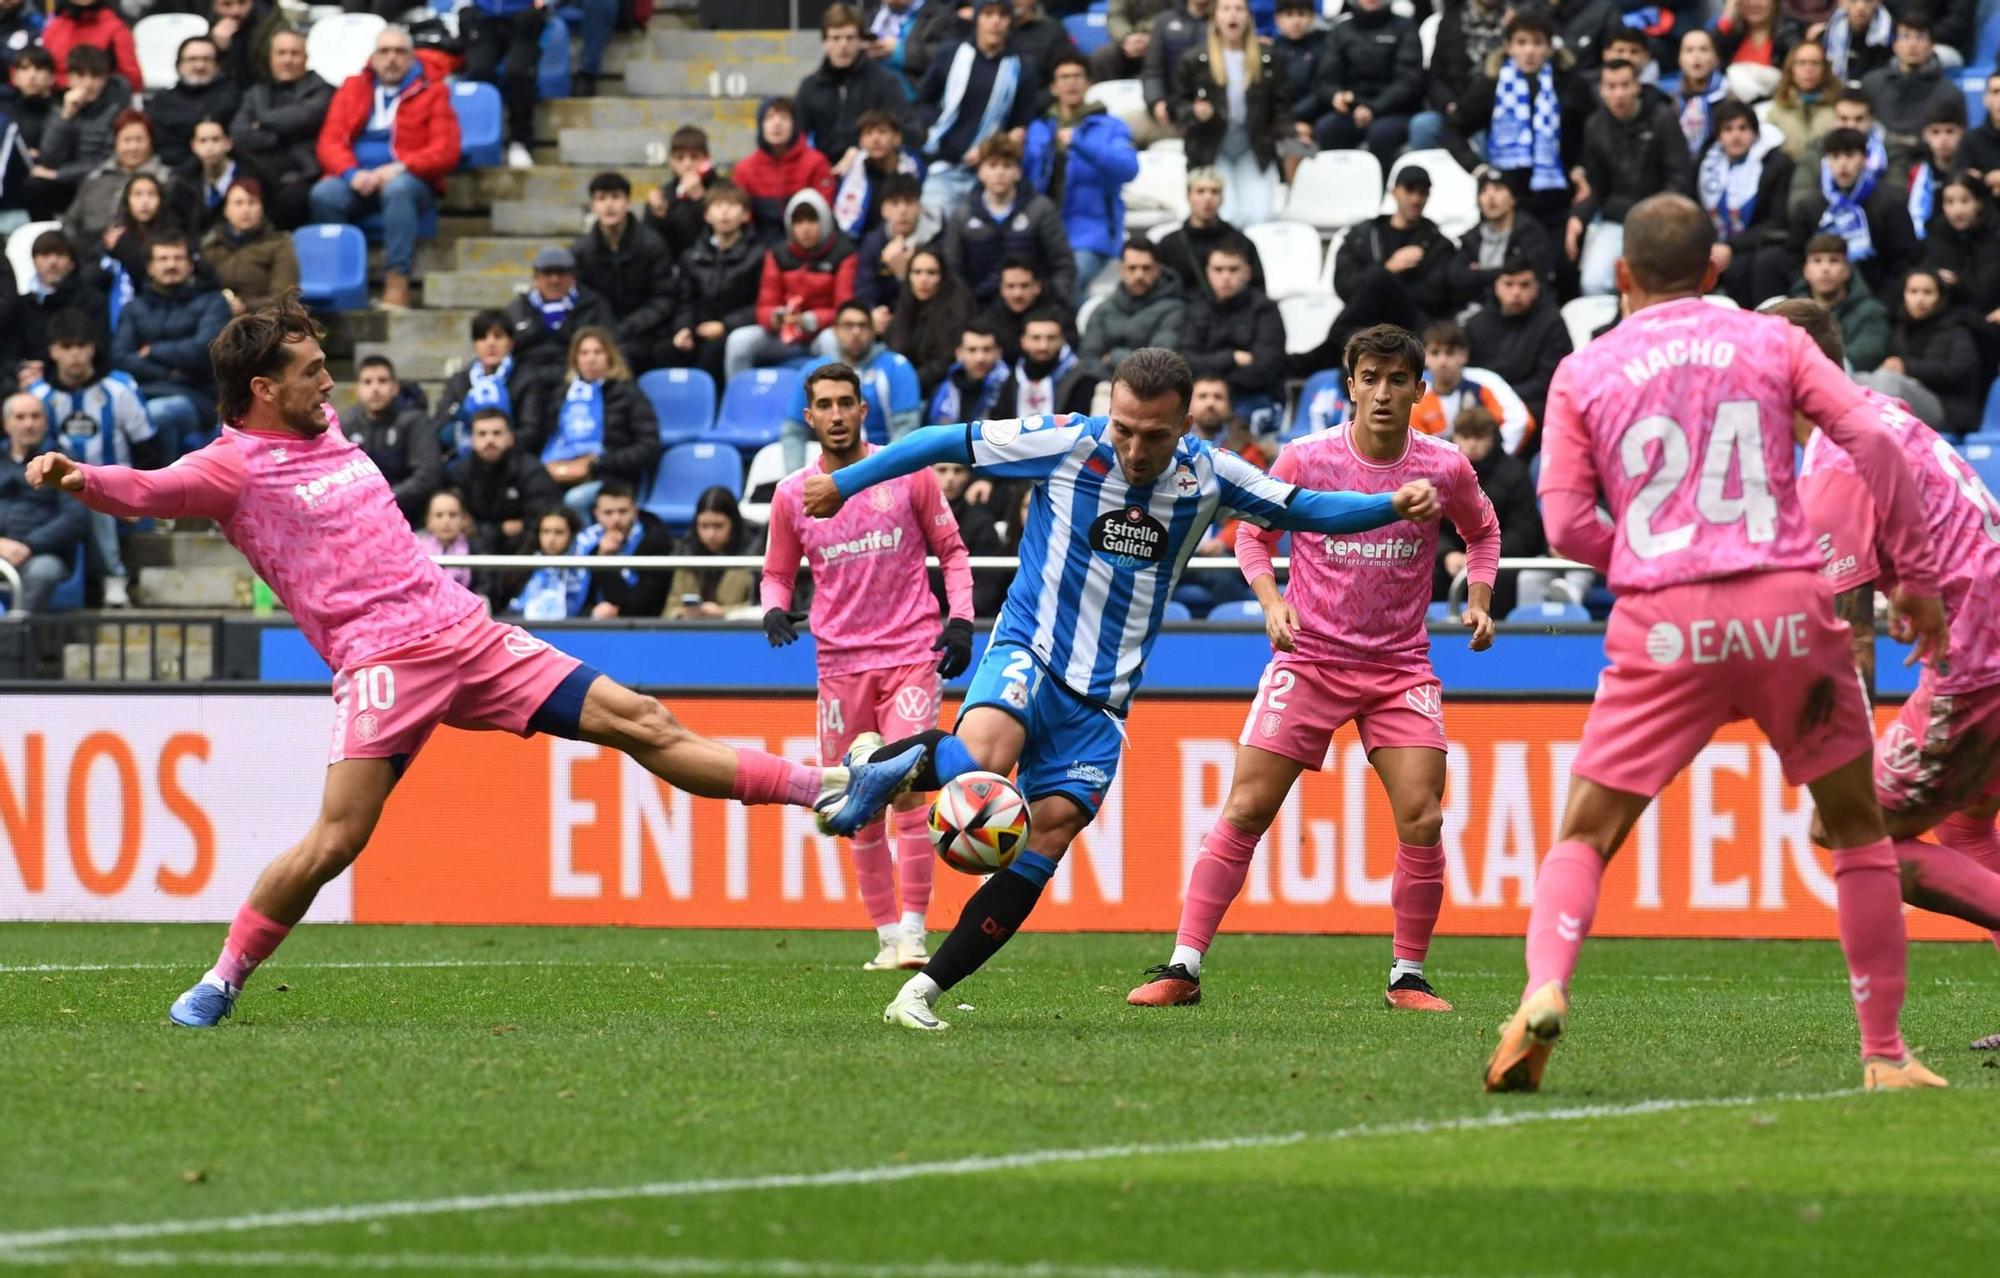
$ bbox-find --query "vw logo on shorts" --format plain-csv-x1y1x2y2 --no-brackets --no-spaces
1645,622,1685,664
503,629,548,658
1404,685,1443,718
1879,722,1922,776
895,685,933,721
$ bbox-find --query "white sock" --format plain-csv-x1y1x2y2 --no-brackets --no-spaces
1390,958,1425,984
1170,944,1204,977
902,972,942,1004
900,910,926,938
877,923,900,944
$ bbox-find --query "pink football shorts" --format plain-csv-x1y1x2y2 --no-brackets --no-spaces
817,658,944,766
329,611,589,768
1875,677,2000,822
1238,656,1447,769
1573,569,1873,795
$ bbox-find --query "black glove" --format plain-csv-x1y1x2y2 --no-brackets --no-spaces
763,608,805,647
934,617,974,677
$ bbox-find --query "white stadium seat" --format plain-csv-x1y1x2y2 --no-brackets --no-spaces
1561,295,1619,351
1242,220,1324,300
307,13,386,87
1123,148,1188,230
1085,78,1146,120
1279,292,1342,356
1317,225,1348,293
7,220,59,294
1702,294,1740,309
1381,149,1479,238
134,13,209,91
738,441,816,528
1419,11,1440,67
1284,149,1383,230
1075,292,1106,336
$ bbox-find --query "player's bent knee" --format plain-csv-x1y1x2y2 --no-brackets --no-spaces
1399,806,1444,847
631,699,687,753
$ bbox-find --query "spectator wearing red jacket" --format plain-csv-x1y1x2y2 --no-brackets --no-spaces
43,0,141,92
724,188,858,378
732,97,836,246
310,26,461,307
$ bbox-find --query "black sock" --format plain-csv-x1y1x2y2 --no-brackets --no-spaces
870,728,953,790
922,868,1044,993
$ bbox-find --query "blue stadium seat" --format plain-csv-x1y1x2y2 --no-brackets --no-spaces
1975,10,2000,71
538,12,571,99
47,554,85,611
1507,600,1590,623
1162,599,1193,622
1208,599,1265,622
452,81,504,169
1981,376,2000,434
1966,75,1990,127
1287,368,1346,441
1963,437,2000,499
640,368,718,446
712,367,801,451
1426,601,1454,620
645,441,744,530
293,224,369,311
1064,10,1110,54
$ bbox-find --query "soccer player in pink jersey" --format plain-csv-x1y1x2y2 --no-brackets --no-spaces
1128,326,1503,1013
1773,300,2000,1045
762,363,977,972
1484,195,1953,1094
24,296,924,1027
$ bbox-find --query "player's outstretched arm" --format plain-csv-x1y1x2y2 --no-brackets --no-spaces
30,444,244,522
803,425,974,517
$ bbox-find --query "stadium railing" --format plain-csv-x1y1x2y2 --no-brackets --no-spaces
0,559,19,608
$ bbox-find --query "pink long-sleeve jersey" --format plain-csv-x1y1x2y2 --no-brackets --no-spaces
761,452,975,678
1236,426,1500,671
1799,388,2000,695
77,406,483,671
1537,297,1940,597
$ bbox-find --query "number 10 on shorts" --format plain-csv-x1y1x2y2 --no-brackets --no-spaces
350,666,397,712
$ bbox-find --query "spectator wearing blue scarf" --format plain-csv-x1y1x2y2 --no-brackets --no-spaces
1446,13,1589,238
433,309,530,458
518,326,661,516
509,505,590,620
925,322,1015,424
577,478,672,618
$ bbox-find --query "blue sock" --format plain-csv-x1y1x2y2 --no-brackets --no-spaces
935,734,978,783
1006,850,1059,887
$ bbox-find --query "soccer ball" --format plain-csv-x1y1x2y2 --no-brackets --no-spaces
928,772,1031,875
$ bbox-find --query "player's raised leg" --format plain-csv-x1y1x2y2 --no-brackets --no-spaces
1372,746,1452,1011
1129,742,1305,1006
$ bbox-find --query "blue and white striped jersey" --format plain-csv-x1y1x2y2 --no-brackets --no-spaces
971,413,1300,711
30,375,155,469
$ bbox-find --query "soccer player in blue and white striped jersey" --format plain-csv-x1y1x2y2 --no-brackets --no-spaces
802,348,1443,1030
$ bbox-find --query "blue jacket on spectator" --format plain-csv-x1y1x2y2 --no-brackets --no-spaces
0,438,87,565
113,280,231,422
1023,107,1138,263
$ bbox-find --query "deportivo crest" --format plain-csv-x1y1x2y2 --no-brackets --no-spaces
894,685,933,721
1404,685,1443,718
1172,466,1198,497
1089,506,1167,567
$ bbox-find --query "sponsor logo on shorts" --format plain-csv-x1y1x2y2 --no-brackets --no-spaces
503,629,548,658
1259,710,1282,738
355,712,380,743
895,685,933,721
1089,506,1167,567
1645,622,1685,664
1880,722,1922,777
1404,684,1443,718
982,417,1024,448
1322,536,1423,564
1067,762,1111,787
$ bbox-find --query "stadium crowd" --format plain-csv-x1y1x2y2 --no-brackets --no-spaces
2,0,1998,619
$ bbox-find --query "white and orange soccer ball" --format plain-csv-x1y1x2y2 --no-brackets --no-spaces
928,772,1031,875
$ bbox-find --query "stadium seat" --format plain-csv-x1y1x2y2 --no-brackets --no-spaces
1208,599,1265,622
1963,437,2000,498
1507,600,1590,623
1148,136,1185,154
1289,367,1347,438
538,12,571,99
712,367,801,451
737,439,817,527
1418,10,1439,65
1560,295,1618,351
134,13,208,90
1162,599,1193,622
452,82,504,169
1285,150,1384,230
1753,98,1776,124
1147,218,1181,243
1426,601,1454,620
1703,294,1740,309
639,368,718,446
293,224,369,311
46,554,85,612
1243,221,1323,300
1981,378,2000,433
1976,10,2000,69
6,220,58,294
1380,150,1477,238
1278,292,1341,356
306,13,384,85
1063,10,1110,55
645,441,744,530
1316,225,1348,292
1085,77,1146,119
1965,75,1989,127
1075,293,1106,335
1124,148,1189,230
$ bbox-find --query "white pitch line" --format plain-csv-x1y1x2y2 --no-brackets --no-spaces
0,959,742,975
0,1247,1469,1278
0,1089,1861,1255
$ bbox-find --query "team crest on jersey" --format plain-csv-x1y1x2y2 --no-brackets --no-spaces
1089,506,1167,567
1404,685,1443,719
895,685,933,721
1172,465,1198,497
1880,722,1922,776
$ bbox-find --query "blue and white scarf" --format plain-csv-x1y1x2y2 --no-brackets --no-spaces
928,359,1010,424
542,377,605,463
1824,3,1892,81
1697,133,1774,239
533,287,578,332
869,0,922,44
1488,60,1566,193
575,518,643,588
923,41,1022,159
1819,158,1880,261
1014,345,1078,417
512,560,589,619
834,149,921,239
1908,162,1936,241
449,355,515,455
1675,74,1728,159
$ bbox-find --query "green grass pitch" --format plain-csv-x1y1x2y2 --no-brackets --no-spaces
1,924,1996,1277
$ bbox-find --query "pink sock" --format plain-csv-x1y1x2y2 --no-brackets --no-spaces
729,749,821,807
212,904,290,989
1936,812,2000,951
1833,839,1909,1062
850,819,898,929
1894,837,2000,931
1391,840,1446,963
1522,840,1605,998
1174,817,1261,953
892,806,934,916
